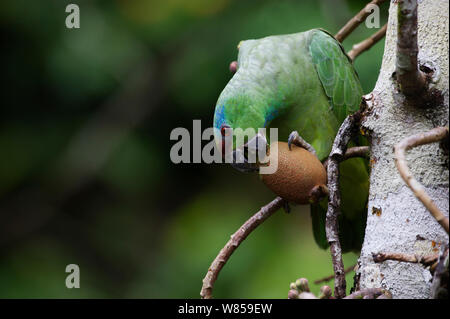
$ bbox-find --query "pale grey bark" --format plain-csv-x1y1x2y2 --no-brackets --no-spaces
357,0,449,298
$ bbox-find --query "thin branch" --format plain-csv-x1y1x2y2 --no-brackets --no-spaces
394,126,449,234
343,146,370,159
289,278,390,299
326,112,362,298
323,146,370,169
396,0,427,98
373,252,439,267
334,0,387,43
314,264,356,284
344,288,391,299
348,24,387,61
200,197,285,299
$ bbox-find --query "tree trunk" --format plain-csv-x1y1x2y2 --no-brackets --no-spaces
357,0,449,298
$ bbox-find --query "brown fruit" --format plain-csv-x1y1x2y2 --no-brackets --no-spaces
260,141,327,204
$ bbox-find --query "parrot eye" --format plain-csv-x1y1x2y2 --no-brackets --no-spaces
220,124,231,137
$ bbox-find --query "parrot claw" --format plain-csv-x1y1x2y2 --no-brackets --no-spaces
287,132,296,151
287,131,317,157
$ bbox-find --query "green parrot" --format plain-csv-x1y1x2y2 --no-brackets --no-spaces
213,29,369,252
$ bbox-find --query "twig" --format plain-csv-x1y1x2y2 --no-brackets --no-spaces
394,126,449,234
314,264,356,284
344,288,391,299
347,24,387,61
289,279,390,299
396,0,427,98
323,146,370,169
326,112,362,298
334,0,387,43
373,252,439,267
200,197,285,299
343,146,370,159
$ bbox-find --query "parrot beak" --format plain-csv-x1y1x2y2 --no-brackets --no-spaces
231,133,268,173
231,149,259,172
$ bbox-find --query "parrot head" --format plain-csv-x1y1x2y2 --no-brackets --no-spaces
213,90,272,173
213,38,291,172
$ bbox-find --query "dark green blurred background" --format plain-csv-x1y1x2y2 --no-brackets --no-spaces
0,0,388,298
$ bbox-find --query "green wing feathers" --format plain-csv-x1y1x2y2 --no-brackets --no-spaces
308,30,368,252
309,30,363,121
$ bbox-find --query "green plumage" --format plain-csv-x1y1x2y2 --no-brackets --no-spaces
214,29,369,252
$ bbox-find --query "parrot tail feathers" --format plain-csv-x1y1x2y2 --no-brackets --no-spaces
310,199,367,253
